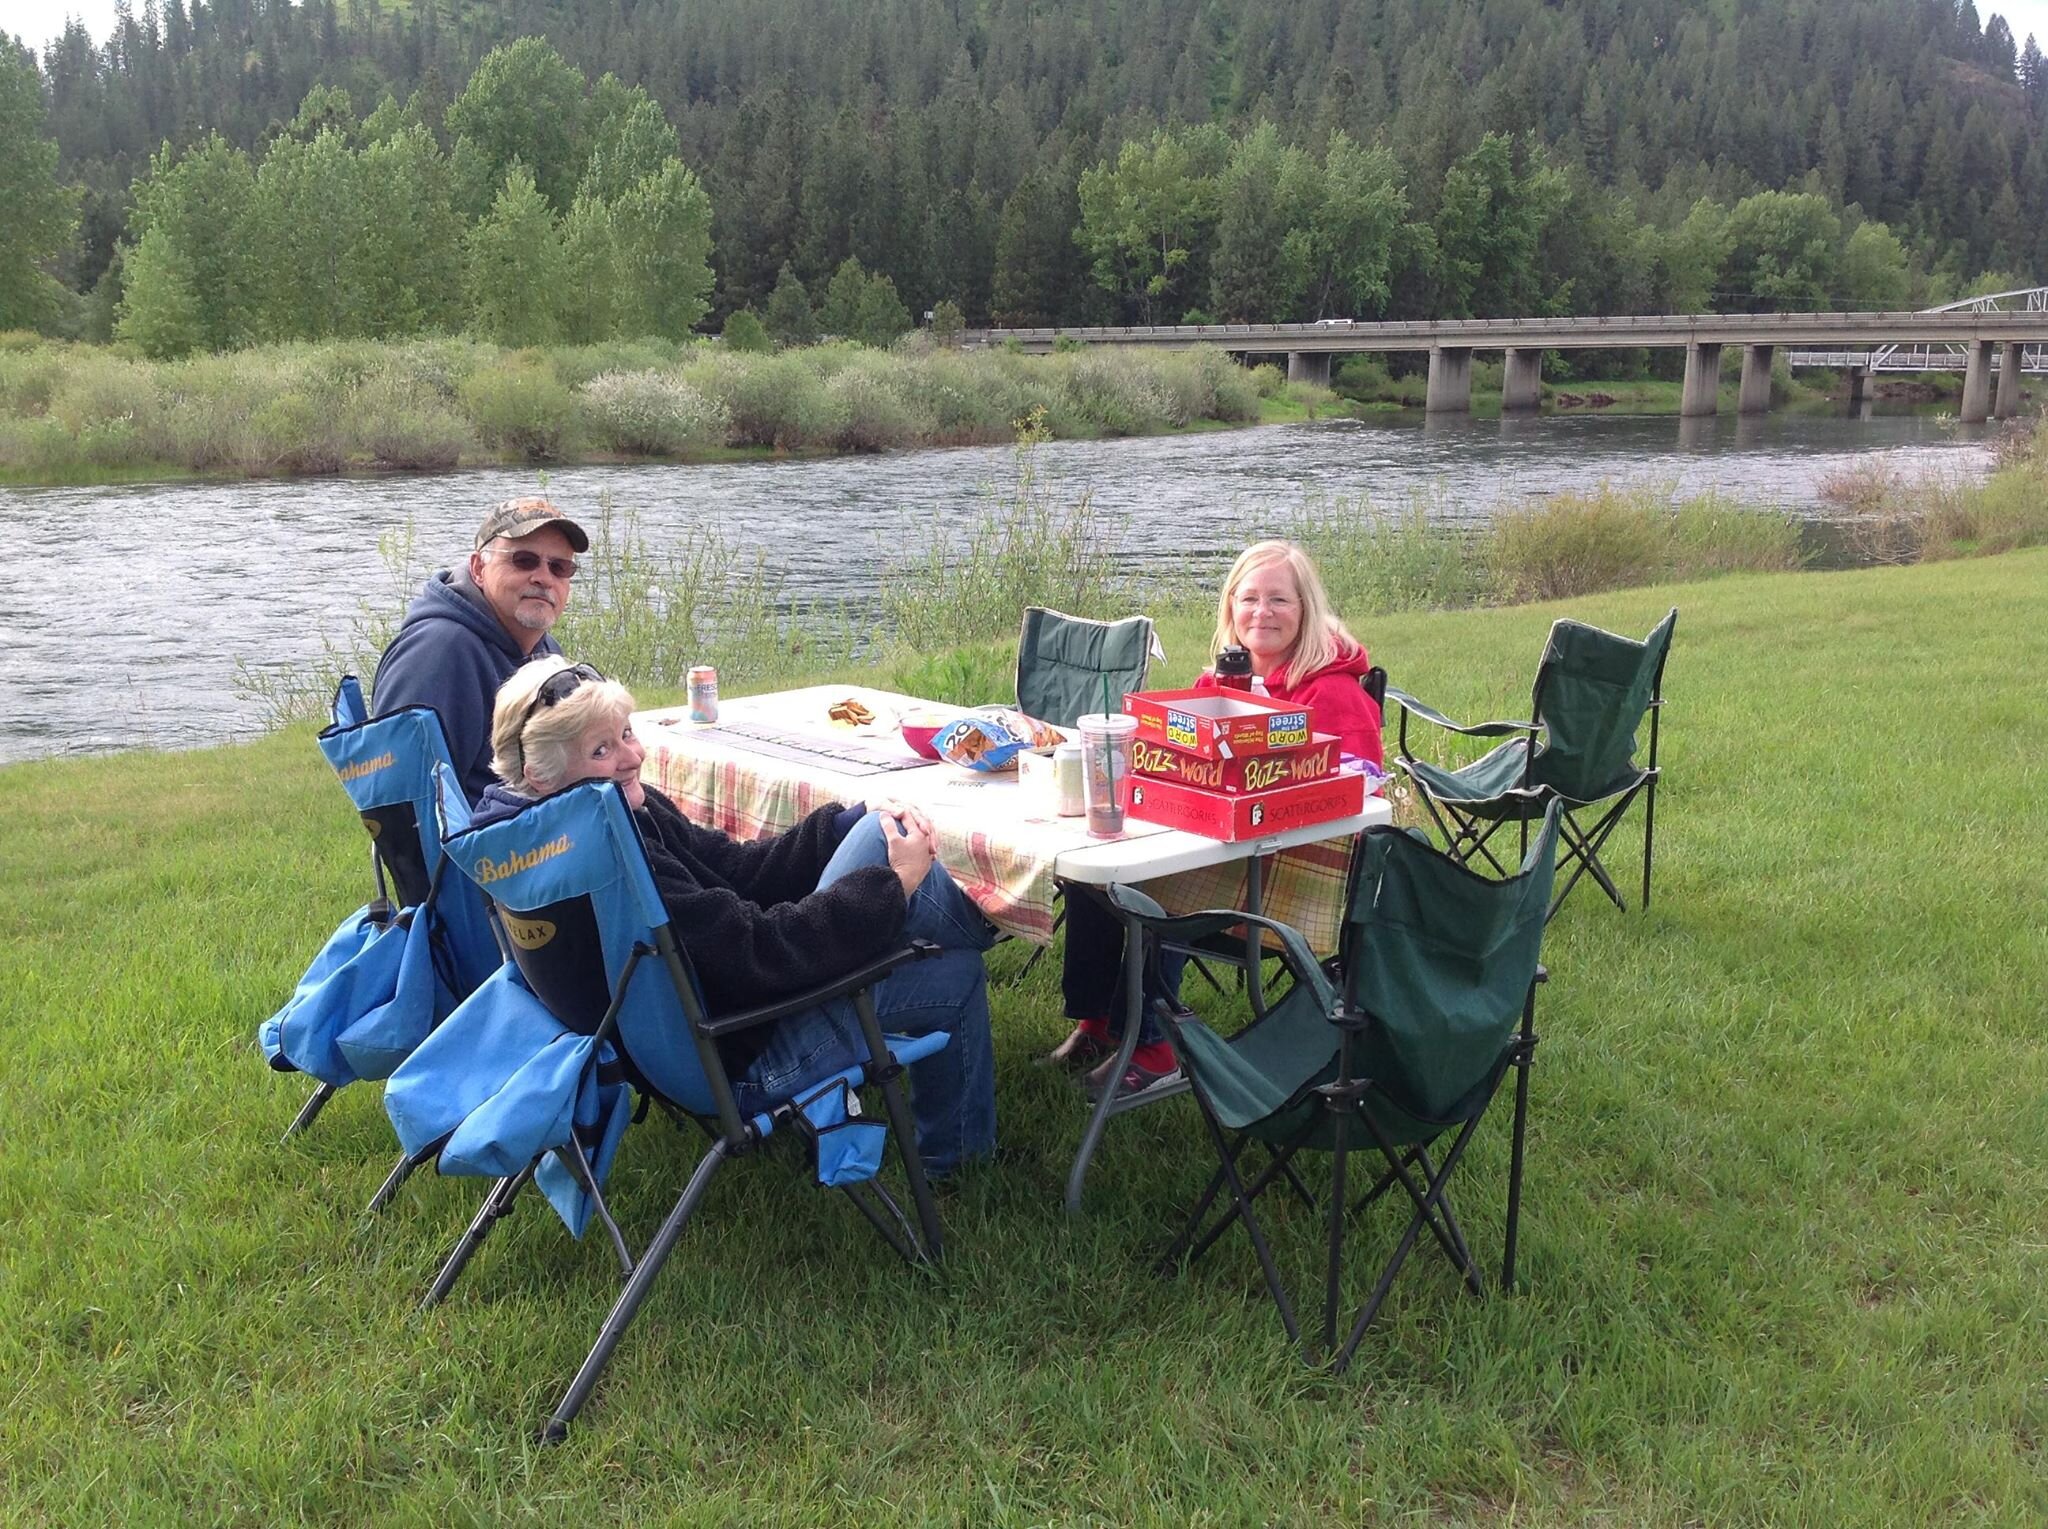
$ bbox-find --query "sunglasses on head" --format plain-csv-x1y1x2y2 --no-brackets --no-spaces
519,663,605,732
492,546,580,580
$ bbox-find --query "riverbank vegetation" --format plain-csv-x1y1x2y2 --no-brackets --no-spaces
7,547,2047,1520
8,6,2042,350
0,335,1301,483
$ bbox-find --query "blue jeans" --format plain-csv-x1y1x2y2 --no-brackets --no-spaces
733,813,997,1177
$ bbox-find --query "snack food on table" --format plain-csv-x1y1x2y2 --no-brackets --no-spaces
970,706,1066,750
827,697,878,729
934,715,1031,772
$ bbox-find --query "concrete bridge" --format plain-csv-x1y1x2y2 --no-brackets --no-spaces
959,310,2048,422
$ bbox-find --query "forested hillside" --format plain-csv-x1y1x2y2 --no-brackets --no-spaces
6,0,2044,346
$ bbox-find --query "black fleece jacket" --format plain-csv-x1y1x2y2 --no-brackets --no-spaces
631,788,906,1071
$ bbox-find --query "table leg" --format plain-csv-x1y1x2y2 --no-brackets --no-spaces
1063,890,1147,1215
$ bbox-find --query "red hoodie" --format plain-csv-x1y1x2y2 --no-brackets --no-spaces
1194,640,1382,764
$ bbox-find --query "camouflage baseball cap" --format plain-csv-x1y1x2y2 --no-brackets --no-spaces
474,496,590,553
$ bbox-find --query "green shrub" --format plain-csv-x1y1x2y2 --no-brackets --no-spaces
1668,495,1804,576
547,339,693,388
457,360,580,460
580,369,727,455
721,309,771,353
0,341,71,415
249,390,346,474
895,351,1019,444
691,352,843,450
1485,485,1671,602
824,355,929,450
1247,361,1287,398
1152,347,1260,424
1330,355,1392,399
880,643,1014,707
349,372,472,470
1055,349,1172,434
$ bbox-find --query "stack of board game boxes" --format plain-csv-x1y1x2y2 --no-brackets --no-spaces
1119,688,1366,841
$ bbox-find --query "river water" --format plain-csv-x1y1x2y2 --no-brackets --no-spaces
2,408,1992,765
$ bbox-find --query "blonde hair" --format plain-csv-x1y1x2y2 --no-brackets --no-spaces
1210,540,1357,682
489,656,638,796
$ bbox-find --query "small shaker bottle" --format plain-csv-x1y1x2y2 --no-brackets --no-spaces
1214,645,1254,692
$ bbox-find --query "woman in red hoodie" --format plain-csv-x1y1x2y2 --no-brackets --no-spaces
1050,540,1382,1100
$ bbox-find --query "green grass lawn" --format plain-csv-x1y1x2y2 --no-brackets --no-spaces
5,550,2046,1522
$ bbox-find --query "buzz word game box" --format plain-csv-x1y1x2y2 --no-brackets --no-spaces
1121,688,1314,760
1128,731,1341,794
1124,770,1366,842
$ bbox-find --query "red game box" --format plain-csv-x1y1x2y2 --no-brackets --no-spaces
1121,687,1315,760
1130,732,1341,794
1125,770,1366,841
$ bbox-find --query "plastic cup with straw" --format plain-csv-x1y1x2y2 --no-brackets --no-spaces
1078,675,1136,837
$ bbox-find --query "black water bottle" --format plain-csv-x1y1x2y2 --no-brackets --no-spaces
1214,644,1253,691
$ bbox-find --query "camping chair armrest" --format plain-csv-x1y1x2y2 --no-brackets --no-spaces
1104,885,1329,991
696,940,941,1038
1384,686,1540,739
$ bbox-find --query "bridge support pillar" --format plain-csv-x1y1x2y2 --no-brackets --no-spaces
1286,351,1331,387
1846,364,1872,406
1738,345,1775,414
1961,340,1994,423
1501,347,1543,411
1425,346,1473,413
1995,342,2023,418
1680,343,1723,416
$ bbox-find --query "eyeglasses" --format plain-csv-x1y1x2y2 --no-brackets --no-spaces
490,546,580,580
519,663,604,734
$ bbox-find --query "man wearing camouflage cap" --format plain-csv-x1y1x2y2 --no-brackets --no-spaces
372,497,591,802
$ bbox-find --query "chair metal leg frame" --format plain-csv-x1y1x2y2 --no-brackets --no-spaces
1329,1105,1495,1375
422,1161,537,1310
1411,786,1514,878
365,1144,435,1216
838,1178,923,1265
1501,988,1539,1294
1546,785,1648,920
1154,1136,1252,1275
283,1081,337,1142
542,1138,732,1445
1174,1136,1314,1273
1343,1145,1477,1288
850,987,944,1264
1640,773,1658,911
557,1126,635,1278
1180,1068,1303,1344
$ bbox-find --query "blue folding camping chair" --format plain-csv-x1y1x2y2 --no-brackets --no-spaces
259,678,503,1167
382,776,950,1442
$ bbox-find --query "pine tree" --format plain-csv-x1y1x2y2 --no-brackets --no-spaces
0,46,80,329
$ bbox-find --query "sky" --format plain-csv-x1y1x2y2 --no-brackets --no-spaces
7,0,2048,57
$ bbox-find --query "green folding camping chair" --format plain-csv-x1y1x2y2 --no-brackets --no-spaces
1013,605,1157,978
1014,605,1157,729
1386,609,1674,922
1107,802,1558,1373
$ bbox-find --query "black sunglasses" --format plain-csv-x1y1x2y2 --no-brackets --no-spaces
492,546,580,580
519,663,604,732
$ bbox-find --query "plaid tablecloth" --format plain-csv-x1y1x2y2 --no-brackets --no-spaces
638,690,1360,955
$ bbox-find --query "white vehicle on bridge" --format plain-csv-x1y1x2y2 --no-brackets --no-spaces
1314,317,1356,326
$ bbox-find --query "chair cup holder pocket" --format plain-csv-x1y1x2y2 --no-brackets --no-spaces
791,1078,888,1188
